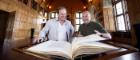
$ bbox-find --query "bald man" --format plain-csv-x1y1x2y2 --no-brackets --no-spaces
78,11,112,39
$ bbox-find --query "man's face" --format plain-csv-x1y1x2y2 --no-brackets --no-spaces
58,9,67,21
82,12,91,24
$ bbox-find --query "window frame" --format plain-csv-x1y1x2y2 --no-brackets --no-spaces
112,0,130,32
50,12,58,19
75,12,83,31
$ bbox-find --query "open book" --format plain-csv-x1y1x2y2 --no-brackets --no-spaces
26,34,118,60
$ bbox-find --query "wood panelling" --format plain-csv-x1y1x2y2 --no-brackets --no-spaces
127,0,140,46
103,7,115,32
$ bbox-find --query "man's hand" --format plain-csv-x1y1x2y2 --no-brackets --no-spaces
94,30,112,39
94,30,101,36
32,36,47,44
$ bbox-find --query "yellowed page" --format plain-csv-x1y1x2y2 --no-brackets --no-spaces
72,34,107,52
72,34,107,45
71,35,118,58
26,40,72,59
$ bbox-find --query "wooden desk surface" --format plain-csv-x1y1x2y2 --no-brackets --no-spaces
13,40,139,60
110,52,140,60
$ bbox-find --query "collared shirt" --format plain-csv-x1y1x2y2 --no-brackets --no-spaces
79,21,107,36
57,22,67,41
39,18,74,42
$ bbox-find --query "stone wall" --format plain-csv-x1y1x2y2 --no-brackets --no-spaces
0,0,41,58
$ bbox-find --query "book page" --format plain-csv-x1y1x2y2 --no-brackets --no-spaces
71,34,107,56
72,34,107,45
26,40,72,59
72,41,119,58
72,34,107,49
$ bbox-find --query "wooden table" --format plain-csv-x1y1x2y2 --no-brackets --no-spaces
110,52,140,60
13,40,139,60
